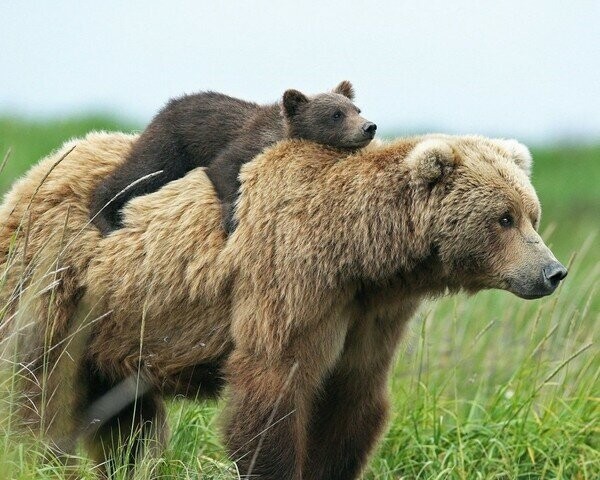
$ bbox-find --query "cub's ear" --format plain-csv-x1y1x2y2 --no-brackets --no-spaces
283,89,309,117
332,80,355,100
405,138,456,184
495,139,532,177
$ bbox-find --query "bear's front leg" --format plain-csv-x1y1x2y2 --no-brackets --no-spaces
222,304,348,480
304,300,416,480
304,360,390,480
222,350,312,480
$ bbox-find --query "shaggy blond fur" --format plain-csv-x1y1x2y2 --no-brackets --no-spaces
0,131,563,479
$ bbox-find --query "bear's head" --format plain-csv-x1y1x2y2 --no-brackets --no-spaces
406,135,567,299
282,81,377,149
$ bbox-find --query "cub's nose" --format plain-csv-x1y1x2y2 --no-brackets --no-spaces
362,122,377,137
543,262,568,289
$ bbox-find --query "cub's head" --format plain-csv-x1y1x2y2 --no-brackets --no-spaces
282,81,376,149
407,135,567,299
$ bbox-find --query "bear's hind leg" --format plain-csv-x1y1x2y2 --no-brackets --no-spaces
80,365,167,477
84,391,167,477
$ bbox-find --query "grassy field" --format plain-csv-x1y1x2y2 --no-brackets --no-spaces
0,115,598,479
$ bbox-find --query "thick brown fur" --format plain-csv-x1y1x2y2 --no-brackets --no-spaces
89,81,376,235
0,132,565,478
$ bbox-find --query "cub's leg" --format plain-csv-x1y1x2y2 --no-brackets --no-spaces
89,129,191,235
205,139,266,234
220,201,237,234
89,157,179,236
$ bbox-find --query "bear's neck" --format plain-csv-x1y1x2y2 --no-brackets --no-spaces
343,176,444,284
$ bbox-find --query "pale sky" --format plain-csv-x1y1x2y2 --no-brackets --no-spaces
1,0,599,143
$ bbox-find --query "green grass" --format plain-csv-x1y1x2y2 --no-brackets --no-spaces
0,116,598,479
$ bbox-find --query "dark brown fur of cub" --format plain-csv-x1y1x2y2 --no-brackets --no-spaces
89,81,376,234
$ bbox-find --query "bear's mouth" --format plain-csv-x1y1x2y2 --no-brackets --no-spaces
346,138,373,149
506,277,561,300
512,291,552,300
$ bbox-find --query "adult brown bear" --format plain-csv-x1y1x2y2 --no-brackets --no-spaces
0,132,566,479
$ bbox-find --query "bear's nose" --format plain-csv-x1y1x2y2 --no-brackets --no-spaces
362,122,377,137
542,262,568,289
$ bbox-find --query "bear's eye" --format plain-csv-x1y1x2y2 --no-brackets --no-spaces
332,110,344,120
499,213,514,228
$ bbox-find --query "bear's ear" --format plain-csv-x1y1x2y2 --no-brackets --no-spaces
283,89,309,117
332,80,355,100
405,138,456,184
495,139,533,177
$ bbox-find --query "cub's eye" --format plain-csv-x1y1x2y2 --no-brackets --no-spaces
332,110,343,120
356,108,361,114
499,213,514,228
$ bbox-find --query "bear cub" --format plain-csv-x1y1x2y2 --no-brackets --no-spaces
89,81,376,234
